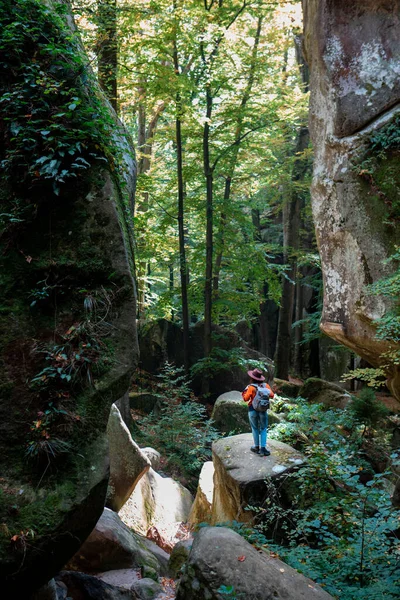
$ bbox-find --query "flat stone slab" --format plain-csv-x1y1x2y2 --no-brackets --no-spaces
212,434,304,484
95,568,141,590
211,434,305,523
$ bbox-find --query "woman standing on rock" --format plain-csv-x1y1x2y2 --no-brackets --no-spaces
242,368,274,456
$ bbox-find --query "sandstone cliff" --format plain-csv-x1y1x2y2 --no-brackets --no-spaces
303,0,400,397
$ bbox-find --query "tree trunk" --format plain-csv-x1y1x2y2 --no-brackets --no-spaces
275,126,310,380
173,13,190,374
97,0,118,112
275,35,310,380
203,85,214,362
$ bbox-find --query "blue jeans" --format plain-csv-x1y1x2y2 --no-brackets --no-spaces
248,409,268,448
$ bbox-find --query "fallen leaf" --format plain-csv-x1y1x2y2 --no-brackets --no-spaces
238,555,246,562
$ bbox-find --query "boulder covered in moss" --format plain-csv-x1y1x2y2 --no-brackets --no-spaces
211,391,281,436
129,392,164,414
299,378,351,409
273,378,301,398
0,0,137,594
211,391,249,434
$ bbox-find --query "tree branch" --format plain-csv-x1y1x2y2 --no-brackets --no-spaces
211,123,268,172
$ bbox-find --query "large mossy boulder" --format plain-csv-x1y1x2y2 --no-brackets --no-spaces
176,527,334,600
0,1,137,595
273,378,301,398
211,391,281,435
211,434,304,525
211,391,249,434
299,378,351,409
303,0,400,399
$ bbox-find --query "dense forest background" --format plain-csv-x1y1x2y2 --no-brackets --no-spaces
71,0,329,385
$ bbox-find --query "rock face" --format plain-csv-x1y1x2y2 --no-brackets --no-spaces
106,404,151,512
303,0,400,398
0,1,138,595
119,468,193,544
56,571,136,600
211,434,304,524
138,319,274,398
176,527,334,600
211,391,250,434
211,391,281,435
189,461,214,525
299,378,351,409
67,508,160,575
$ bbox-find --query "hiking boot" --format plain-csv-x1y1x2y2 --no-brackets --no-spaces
250,446,259,453
259,447,271,456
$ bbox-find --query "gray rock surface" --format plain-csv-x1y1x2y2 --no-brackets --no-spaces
66,508,160,575
168,539,193,579
96,568,141,590
131,578,163,600
140,537,171,576
299,378,351,409
56,571,137,600
141,448,162,471
176,526,334,600
211,391,250,434
106,404,151,512
119,468,193,543
303,0,400,399
211,434,304,524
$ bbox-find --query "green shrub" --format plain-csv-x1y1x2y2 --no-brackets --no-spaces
348,388,389,434
136,364,219,490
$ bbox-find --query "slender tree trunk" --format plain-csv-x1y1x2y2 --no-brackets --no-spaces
169,264,175,321
203,85,214,361
97,0,118,112
212,177,230,293
172,13,190,374
275,35,310,380
135,82,166,318
275,126,309,380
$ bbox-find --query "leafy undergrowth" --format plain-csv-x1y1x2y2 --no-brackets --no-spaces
221,396,400,600
132,363,220,492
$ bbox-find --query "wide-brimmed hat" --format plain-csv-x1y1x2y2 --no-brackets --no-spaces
247,368,265,382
